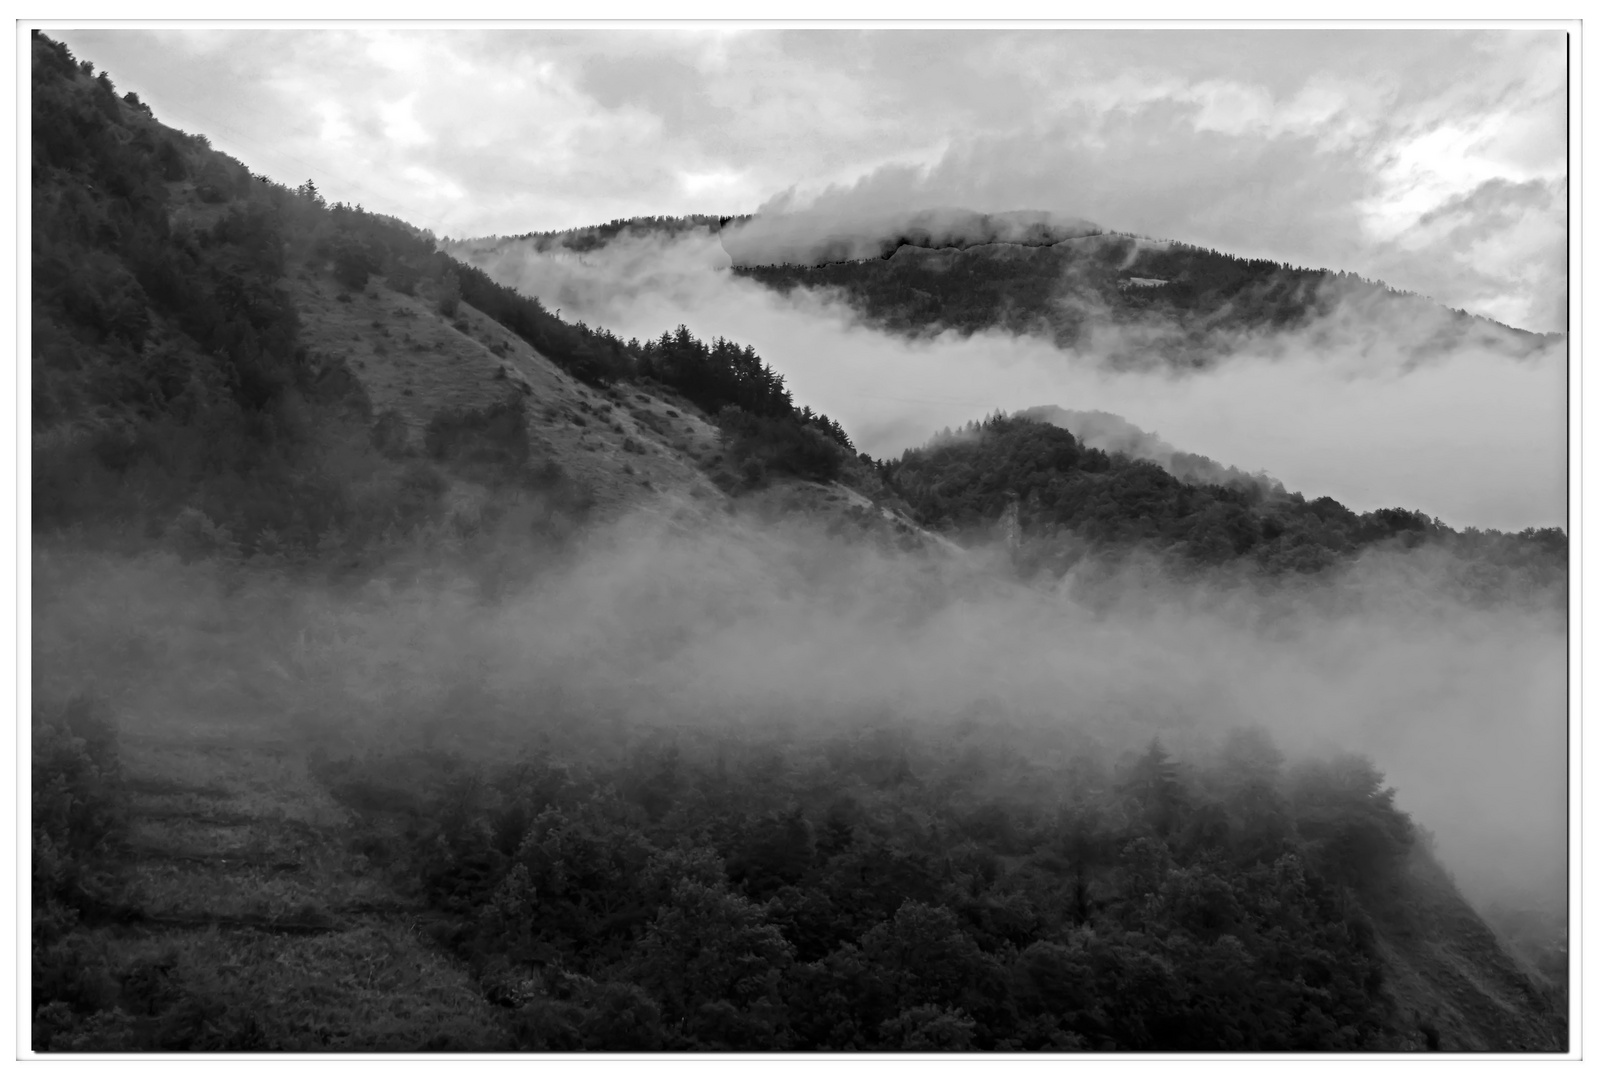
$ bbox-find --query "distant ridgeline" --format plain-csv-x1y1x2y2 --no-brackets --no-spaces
511,213,729,254
510,207,1104,266
718,208,1105,266
881,413,1566,590
732,228,1555,370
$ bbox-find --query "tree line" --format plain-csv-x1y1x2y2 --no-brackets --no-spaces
733,232,1545,365
880,414,1567,588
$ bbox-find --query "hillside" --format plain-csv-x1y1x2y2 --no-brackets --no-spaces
733,232,1556,370
29,32,1566,1055
879,414,1566,595
31,37,881,554
462,210,1558,374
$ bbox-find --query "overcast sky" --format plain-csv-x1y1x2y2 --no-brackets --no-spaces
52,27,1567,333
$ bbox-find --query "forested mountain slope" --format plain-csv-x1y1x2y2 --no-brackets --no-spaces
734,232,1556,370
467,206,1557,374
32,28,870,556
881,414,1566,592
30,32,1565,1054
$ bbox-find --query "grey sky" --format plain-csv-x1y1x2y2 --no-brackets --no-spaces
51,27,1567,333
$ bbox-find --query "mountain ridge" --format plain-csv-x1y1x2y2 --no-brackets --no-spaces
483,210,1556,342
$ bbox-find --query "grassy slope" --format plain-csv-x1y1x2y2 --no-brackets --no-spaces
33,531,513,1049
1367,847,1566,1052
287,245,942,545
40,709,512,1050
286,266,729,518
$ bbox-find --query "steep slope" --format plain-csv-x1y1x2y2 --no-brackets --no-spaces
282,266,731,519
1366,846,1566,1051
29,29,882,552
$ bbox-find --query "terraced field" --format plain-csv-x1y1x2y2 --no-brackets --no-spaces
34,699,516,1051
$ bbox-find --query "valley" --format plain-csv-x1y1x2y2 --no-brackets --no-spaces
28,30,1570,1056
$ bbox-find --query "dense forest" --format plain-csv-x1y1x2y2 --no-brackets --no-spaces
29,32,1567,1055
41,689,1529,1052
880,414,1568,593
734,234,1551,369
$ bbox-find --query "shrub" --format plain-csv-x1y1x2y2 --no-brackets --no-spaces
32,697,126,899
437,271,461,318
386,260,421,296
716,406,845,486
424,398,530,475
332,247,372,291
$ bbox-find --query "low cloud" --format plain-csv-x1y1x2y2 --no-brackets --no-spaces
450,228,1566,531
33,506,1568,925
425,226,1569,922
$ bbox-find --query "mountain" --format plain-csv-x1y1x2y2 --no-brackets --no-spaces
30,33,870,551
499,207,1103,267
877,413,1565,592
29,32,1566,1054
732,228,1556,371
484,208,1557,373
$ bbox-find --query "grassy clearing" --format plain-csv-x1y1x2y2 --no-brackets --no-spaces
290,271,728,520
1365,846,1566,1052
33,702,507,1051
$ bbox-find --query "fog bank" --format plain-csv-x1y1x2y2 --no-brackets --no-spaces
32,506,1566,925
450,230,1566,531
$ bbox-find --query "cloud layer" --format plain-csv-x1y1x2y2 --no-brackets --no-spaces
34,509,1568,926
54,27,1567,331
453,229,1567,532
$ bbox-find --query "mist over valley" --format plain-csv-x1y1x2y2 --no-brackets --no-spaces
450,220,1565,532
28,28,1571,1056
